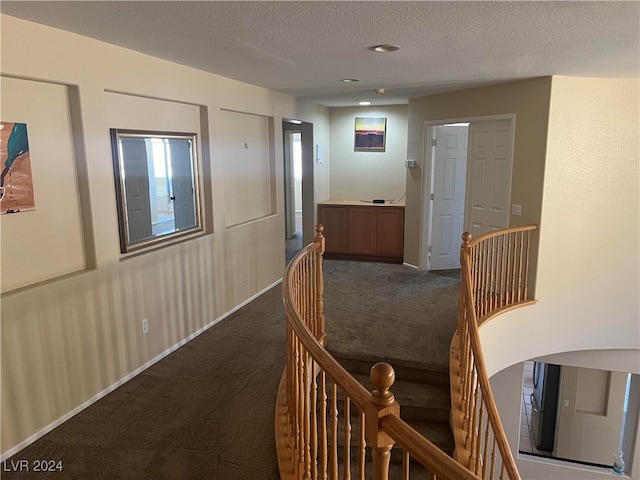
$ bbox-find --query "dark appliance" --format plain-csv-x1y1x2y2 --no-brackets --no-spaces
530,362,561,452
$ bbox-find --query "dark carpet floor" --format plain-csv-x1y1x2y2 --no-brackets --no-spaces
2,259,459,480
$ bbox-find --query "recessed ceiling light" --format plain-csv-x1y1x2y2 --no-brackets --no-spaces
340,78,360,83
371,44,400,53
375,88,386,94
359,101,371,106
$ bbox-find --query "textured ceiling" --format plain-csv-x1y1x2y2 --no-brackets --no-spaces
2,1,639,106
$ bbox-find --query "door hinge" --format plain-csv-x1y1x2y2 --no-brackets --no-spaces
427,245,432,252
431,138,437,147
430,193,435,200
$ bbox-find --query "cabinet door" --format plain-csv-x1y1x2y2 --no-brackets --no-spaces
376,207,404,257
318,206,348,253
348,207,376,254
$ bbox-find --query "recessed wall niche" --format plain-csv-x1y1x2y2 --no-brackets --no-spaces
0,76,87,292
219,110,276,228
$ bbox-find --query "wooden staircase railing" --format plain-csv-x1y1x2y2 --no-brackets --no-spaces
276,224,537,480
450,226,537,480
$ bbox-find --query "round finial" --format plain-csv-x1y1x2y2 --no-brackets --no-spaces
462,231,472,245
315,224,324,235
370,362,395,405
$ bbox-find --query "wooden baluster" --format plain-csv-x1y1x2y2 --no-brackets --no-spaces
490,237,500,311
464,350,475,447
311,253,317,334
343,397,351,480
302,257,308,326
304,350,312,480
490,236,497,312
366,363,399,480
462,336,470,434
490,437,497,480
291,328,299,478
331,383,339,480
500,235,507,307
482,401,491,479
358,410,365,480
311,251,317,338
506,233,513,305
466,366,476,452
320,371,328,480
298,341,305,473
473,242,480,315
478,241,485,316
311,359,318,480
402,451,409,480
315,225,326,343
524,230,532,299
517,231,525,302
295,338,302,477
509,232,516,303
475,396,484,475
481,241,489,316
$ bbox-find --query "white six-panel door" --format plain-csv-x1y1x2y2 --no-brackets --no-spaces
465,119,512,237
430,125,468,270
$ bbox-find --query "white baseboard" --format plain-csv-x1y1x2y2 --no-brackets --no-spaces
1,278,282,462
402,262,420,270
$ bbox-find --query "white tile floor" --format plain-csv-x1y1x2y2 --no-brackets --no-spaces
519,361,551,456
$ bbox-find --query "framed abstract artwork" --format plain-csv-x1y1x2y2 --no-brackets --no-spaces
354,117,386,151
0,122,35,214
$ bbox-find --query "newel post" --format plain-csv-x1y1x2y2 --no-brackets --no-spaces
458,232,472,330
366,363,400,480
314,224,326,344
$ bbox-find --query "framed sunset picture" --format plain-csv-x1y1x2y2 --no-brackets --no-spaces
354,117,386,151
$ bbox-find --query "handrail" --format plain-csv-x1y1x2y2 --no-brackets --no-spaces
276,224,538,480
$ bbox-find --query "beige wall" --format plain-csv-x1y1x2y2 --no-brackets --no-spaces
329,105,407,201
483,77,640,479
404,77,552,267
480,77,640,373
0,15,330,455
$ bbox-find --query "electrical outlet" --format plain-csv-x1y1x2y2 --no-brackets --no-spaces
142,318,149,335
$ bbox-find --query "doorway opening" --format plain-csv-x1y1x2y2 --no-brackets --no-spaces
283,119,314,263
421,115,515,271
284,130,302,261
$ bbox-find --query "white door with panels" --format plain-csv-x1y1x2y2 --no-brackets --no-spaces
465,119,512,238
430,125,468,270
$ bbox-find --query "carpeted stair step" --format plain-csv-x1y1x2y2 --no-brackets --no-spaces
329,353,450,386
326,356,455,458
350,372,451,424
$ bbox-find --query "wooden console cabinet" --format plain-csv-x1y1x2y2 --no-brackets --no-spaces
317,201,405,263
